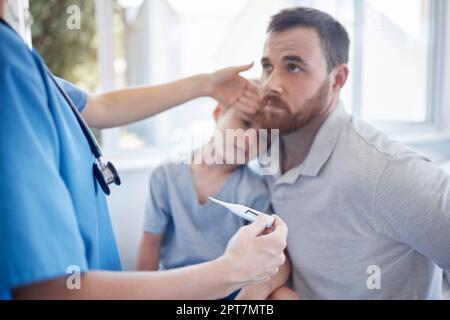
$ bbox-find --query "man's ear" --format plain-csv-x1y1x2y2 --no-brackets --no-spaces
331,64,349,93
213,104,222,122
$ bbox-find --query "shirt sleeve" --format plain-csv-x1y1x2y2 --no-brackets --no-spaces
0,55,88,296
55,77,88,113
373,153,450,270
143,166,171,234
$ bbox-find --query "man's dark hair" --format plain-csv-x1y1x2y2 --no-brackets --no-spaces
268,7,350,72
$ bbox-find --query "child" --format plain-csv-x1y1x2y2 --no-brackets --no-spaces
137,104,299,300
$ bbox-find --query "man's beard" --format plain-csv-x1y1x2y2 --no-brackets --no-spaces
259,81,330,135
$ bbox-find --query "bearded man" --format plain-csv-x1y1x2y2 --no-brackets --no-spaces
238,7,450,300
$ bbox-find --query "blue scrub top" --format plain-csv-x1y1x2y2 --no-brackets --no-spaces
0,19,122,299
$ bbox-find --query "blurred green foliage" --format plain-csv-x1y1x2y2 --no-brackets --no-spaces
29,0,99,92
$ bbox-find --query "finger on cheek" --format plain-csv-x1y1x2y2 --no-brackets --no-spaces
244,90,260,100
240,97,258,109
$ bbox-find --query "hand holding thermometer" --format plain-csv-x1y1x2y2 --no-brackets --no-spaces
208,197,275,228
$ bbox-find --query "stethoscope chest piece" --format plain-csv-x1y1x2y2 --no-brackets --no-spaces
93,159,121,195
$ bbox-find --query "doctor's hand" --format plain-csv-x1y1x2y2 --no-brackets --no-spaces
205,63,259,108
220,215,288,288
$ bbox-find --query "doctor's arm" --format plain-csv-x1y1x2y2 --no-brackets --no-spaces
13,216,288,300
81,64,259,129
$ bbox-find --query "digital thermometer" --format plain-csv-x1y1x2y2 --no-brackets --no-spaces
208,197,275,228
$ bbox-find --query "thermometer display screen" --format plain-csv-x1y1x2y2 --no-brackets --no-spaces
245,210,259,218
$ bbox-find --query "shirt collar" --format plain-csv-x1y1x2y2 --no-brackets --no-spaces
264,101,351,182
299,101,351,177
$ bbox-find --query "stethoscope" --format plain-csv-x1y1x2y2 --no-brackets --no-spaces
1,17,121,195
48,74,121,196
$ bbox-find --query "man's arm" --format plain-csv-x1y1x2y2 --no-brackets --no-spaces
374,154,450,269
13,216,288,300
136,232,163,271
82,64,259,129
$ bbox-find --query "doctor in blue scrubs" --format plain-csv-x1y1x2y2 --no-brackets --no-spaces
0,1,288,300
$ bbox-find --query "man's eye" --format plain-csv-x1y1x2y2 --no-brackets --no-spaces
287,64,302,73
262,64,273,73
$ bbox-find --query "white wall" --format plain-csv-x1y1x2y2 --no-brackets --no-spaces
107,164,155,270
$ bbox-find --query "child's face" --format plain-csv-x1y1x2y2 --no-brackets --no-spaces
213,107,265,165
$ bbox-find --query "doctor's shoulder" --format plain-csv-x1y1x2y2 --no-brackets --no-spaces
0,24,47,103
0,23,36,70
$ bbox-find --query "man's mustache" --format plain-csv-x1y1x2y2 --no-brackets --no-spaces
260,94,290,112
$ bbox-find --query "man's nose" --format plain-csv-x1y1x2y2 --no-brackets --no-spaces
262,71,284,95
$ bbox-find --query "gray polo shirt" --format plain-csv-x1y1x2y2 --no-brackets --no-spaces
266,102,450,299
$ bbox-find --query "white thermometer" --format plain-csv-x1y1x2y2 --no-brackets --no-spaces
208,197,275,228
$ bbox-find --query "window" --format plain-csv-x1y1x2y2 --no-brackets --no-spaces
357,0,447,129
94,0,447,153
360,0,431,123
